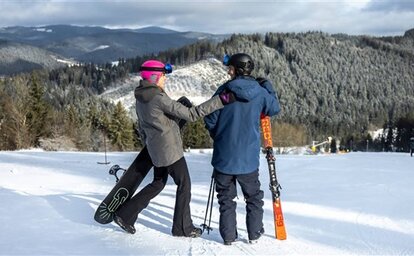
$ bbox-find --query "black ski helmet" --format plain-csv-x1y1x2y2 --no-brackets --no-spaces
223,53,254,76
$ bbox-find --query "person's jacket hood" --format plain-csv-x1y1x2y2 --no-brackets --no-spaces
134,80,163,103
224,76,262,102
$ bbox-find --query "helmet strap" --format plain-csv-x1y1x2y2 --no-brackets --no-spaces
139,66,166,72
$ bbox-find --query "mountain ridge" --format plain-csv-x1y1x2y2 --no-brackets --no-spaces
0,41,65,75
0,24,229,72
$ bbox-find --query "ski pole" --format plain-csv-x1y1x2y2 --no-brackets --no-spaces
201,172,215,234
207,178,215,233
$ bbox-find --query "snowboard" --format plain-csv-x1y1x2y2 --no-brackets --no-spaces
94,96,193,224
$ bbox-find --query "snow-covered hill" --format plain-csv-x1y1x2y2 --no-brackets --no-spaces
100,58,229,118
1,150,413,255
0,42,65,75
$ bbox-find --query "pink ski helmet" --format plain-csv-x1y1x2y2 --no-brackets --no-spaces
139,60,172,84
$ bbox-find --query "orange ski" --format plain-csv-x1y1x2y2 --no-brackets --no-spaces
260,115,287,240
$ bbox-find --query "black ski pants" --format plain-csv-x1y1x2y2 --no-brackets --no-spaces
214,169,264,241
116,157,194,236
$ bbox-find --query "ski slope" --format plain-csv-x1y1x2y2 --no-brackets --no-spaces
0,150,413,255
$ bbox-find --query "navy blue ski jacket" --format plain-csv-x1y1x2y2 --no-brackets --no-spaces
204,76,280,175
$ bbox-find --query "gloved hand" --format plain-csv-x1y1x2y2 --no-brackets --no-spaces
256,77,268,85
177,96,192,108
256,77,275,95
219,90,236,105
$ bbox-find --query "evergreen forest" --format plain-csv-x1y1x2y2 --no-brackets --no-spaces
1,29,414,152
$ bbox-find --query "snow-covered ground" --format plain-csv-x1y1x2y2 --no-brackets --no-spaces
1,150,413,255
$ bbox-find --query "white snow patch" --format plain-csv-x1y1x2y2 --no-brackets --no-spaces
55,58,78,66
93,45,110,51
369,128,384,140
34,28,53,33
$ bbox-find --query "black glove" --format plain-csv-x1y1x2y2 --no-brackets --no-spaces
256,77,275,95
219,90,236,105
177,96,192,108
167,96,194,129
256,77,268,85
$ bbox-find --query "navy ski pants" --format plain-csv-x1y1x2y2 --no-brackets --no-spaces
214,169,264,241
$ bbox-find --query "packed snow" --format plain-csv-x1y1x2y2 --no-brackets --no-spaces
0,150,413,255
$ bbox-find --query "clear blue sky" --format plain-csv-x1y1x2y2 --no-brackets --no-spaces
0,0,413,36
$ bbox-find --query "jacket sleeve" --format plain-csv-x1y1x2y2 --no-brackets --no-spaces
261,81,281,117
157,94,224,122
203,84,228,138
260,80,277,96
204,109,220,139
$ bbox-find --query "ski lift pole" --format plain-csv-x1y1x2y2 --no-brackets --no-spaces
98,130,110,165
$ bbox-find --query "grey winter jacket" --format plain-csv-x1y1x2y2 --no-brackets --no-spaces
135,80,224,167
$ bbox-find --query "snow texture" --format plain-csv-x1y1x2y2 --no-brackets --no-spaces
1,150,413,255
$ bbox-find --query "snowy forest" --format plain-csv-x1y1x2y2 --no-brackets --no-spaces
1,29,414,152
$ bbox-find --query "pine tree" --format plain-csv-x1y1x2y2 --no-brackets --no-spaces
108,102,134,151
182,119,212,148
26,72,53,146
330,138,337,153
384,122,394,152
394,116,414,152
64,104,80,139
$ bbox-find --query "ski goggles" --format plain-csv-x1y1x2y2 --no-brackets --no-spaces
222,54,231,66
139,63,173,74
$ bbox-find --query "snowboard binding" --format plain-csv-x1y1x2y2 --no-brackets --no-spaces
109,164,126,183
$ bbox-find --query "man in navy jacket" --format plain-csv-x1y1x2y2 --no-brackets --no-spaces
204,53,281,245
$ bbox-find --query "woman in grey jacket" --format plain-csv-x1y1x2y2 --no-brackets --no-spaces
114,60,235,238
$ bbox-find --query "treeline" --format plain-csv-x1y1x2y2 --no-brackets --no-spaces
1,30,414,152
123,31,414,150
0,63,138,151
369,115,414,152
0,59,216,151
327,114,414,152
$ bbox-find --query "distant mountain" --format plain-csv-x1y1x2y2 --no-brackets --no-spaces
0,40,65,75
133,26,178,34
0,25,229,68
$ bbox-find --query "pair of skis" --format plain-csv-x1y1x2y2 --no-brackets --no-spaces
260,114,287,240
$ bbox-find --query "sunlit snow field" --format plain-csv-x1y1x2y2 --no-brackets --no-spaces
1,150,413,255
